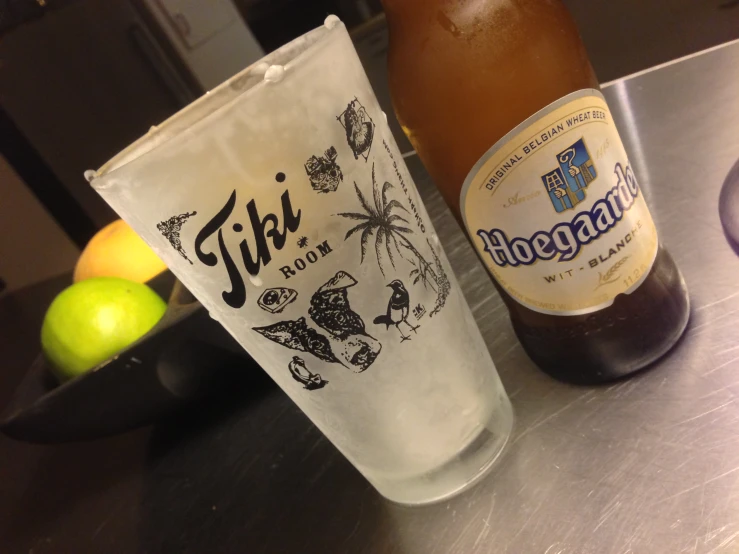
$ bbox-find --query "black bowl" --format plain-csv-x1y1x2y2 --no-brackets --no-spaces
0,272,258,444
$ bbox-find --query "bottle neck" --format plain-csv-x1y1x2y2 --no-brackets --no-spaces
381,0,433,32
381,0,415,15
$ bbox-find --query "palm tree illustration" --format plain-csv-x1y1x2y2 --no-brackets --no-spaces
338,165,450,315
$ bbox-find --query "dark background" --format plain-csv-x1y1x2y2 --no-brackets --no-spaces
0,2,738,552
0,0,737,294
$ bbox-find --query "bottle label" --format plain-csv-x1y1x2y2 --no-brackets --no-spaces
460,89,658,316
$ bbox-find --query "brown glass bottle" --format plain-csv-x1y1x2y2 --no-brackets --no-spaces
382,0,689,384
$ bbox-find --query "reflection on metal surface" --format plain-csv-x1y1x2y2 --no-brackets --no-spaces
335,40,739,553
120,40,739,553
610,80,653,192
719,158,739,254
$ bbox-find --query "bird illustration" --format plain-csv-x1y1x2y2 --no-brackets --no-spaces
373,280,419,342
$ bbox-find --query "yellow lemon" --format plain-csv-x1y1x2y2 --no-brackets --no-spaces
41,277,167,382
74,219,167,283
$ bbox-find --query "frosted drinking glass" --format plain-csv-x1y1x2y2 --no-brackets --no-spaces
87,16,513,505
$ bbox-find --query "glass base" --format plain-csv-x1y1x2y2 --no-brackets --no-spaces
368,395,514,506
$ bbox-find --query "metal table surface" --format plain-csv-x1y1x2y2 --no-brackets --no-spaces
393,40,739,554
1,40,739,554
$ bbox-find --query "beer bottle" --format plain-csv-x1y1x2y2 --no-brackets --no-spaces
381,0,690,384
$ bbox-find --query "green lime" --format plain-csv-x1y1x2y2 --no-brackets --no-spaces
41,277,167,382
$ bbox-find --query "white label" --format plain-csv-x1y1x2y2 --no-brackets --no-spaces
461,89,658,316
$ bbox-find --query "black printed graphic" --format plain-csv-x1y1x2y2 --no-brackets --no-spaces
374,280,419,342
382,140,426,233
413,304,426,320
254,271,381,373
193,176,302,309
157,212,197,264
257,287,298,314
254,317,337,363
288,356,328,391
308,272,365,338
337,164,451,316
305,146,343,193
338,98,374,161
297,236,309,249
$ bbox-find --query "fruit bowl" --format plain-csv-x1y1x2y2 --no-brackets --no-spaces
0,272,258,444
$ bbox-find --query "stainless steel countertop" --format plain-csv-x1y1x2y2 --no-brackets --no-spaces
3,39,737,554
354,40,739,553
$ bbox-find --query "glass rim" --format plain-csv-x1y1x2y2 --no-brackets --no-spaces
89,16,345,182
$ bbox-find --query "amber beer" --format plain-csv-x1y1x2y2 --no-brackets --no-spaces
382,0,689,383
